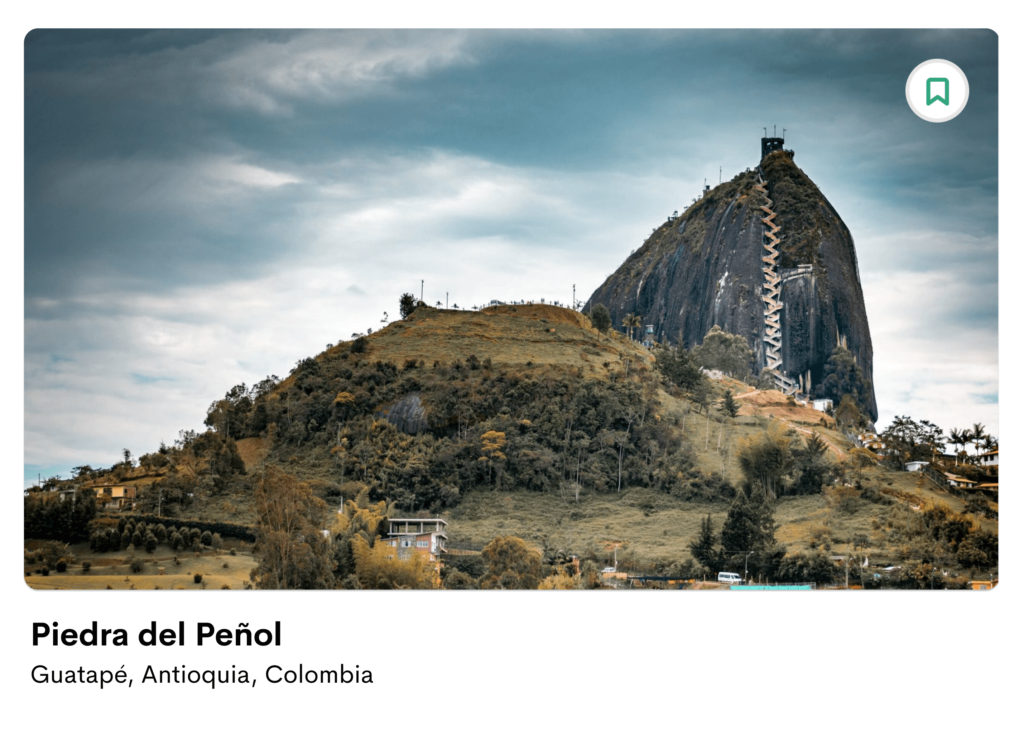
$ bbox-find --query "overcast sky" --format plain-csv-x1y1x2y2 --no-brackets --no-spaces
24,29,998,487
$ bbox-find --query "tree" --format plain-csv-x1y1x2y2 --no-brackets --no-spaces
250,467,336,589
880,415,938,470
693,325,753,379
756,368,777,390
349,535,435,589
719,492,784,580
791,433,831,495
34,541,75,570
479,431,508,486
399,293,418,319
815,346,872,418
969,423,986,459
589,303,612,334
720,390,739,419
655,345,704,392
23,487,97,543
833,395,862,430
688,514,721,575
144,531,158,553
735,424,794,500
443,569,479,589
480,536,544,589
621,313,641,340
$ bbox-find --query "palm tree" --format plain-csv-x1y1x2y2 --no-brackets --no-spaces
948,427,963,466
622,313,641,341
970,423,986,459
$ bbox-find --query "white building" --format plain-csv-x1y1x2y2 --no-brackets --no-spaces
812,398,833,412
905,461,929,472
979,450,998,467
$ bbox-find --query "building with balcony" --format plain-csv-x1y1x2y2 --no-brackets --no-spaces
383,517,448,563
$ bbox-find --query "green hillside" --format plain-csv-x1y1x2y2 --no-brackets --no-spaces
26,304,997,589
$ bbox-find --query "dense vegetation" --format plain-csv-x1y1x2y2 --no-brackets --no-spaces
25,304,997,589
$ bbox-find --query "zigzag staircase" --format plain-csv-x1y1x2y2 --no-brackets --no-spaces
754,171,798,396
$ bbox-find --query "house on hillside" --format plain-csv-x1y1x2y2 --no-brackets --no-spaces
92,484,137,511
383,517,448,563
905,461,930,472
979,450,998,468
943,473,977,490
812,398,833,412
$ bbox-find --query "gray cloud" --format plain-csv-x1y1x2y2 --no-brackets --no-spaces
24,29,998,485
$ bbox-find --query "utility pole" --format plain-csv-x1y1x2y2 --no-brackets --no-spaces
719,166,722,184
572,284,575,310
420,280,424,303
446,292,448,309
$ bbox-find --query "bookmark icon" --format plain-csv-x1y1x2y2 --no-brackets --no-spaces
926,78,949,106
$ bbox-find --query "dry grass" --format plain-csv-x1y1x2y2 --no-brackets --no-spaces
322,304,654,380
24,543,257,590
443,455,990,570
235,437,269,471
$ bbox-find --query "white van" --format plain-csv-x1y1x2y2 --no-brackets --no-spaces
717,572,743,584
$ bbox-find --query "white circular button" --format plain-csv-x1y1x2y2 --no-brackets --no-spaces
906,59,969,123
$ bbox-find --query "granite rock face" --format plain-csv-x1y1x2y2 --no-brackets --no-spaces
585,151,876,421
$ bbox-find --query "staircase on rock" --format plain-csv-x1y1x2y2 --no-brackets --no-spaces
755,170,798,395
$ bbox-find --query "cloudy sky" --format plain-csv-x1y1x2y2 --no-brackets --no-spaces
24,29,997,487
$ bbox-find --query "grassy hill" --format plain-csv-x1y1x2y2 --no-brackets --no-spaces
28,303,997,586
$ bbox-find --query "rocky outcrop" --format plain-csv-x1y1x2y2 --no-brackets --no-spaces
585,150,876,421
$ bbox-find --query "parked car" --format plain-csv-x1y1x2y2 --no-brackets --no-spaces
717,572,743,584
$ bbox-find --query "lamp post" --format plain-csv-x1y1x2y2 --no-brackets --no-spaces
744,551,754,584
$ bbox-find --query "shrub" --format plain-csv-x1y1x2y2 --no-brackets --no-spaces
229,548,237,556
40,566,50,576
222,562,229,569
130,558,145,574
144,531,158,553
211,533,223,550
36,541,75,569
193,573,203,584
221,585,231,590
82,561,91,573
55,559,68,573
350,337,368,354
201,530,213,546
24,549,37,565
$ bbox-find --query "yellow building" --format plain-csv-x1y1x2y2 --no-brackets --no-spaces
92,484,137,511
